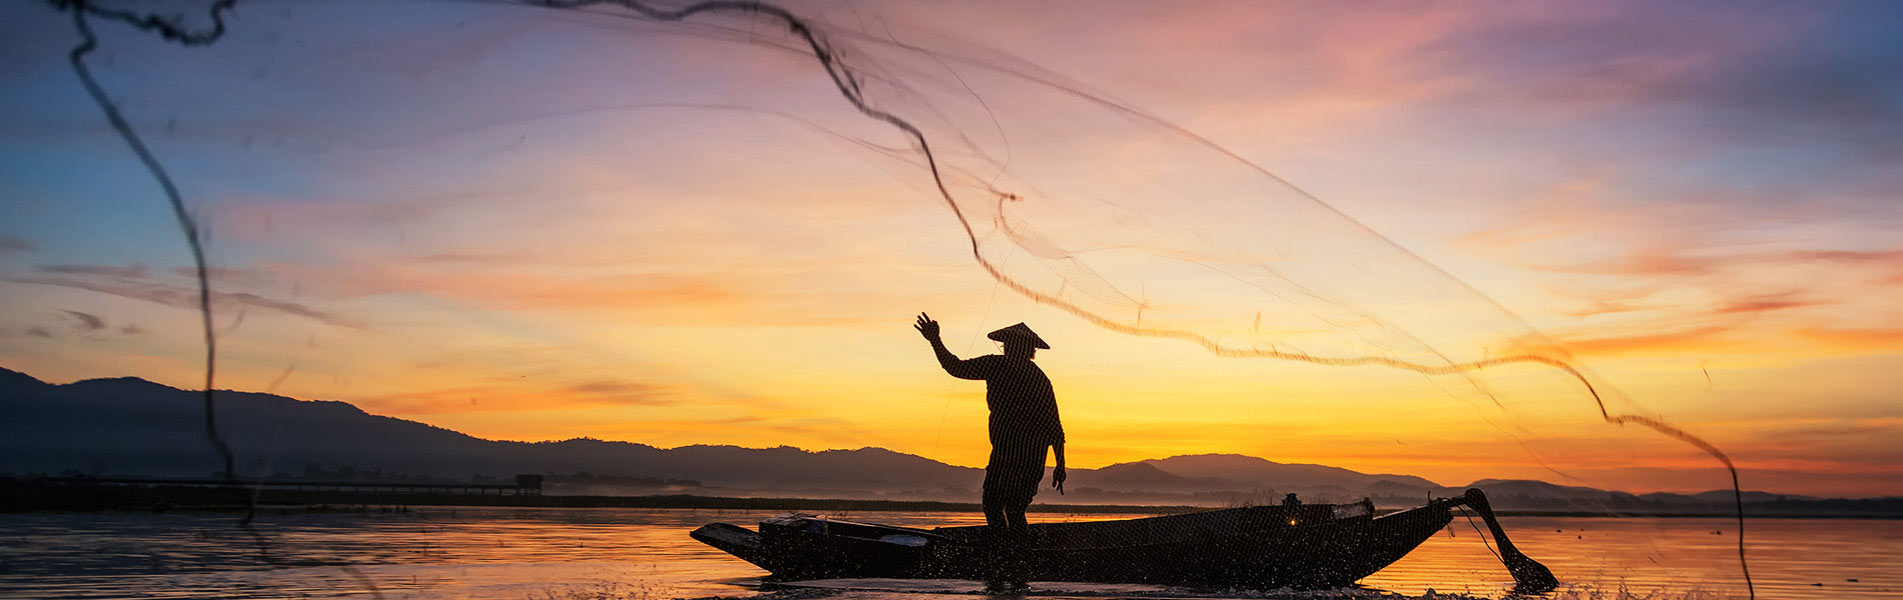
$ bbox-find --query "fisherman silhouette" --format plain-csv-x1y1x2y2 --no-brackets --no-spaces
914,313,1065,592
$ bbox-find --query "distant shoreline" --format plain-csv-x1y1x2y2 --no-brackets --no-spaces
5,480,1899,519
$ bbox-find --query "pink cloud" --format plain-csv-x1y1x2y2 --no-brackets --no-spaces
5,268,357,329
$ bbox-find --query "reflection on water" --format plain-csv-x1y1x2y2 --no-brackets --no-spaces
1,507,1896,599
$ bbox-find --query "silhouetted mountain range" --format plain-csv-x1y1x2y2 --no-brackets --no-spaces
4,367,1894,514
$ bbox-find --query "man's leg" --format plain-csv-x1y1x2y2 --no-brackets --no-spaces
983,444,1045,590
1001,498,1033,586
1004,444,1046,587
981,466,1014,588
983,497,1009,529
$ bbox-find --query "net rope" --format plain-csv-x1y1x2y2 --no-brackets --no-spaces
45,0,1753,596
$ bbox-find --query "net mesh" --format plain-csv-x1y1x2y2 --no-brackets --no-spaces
13,0,1761,597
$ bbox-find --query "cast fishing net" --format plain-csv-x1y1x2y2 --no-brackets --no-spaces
6,0,1763,597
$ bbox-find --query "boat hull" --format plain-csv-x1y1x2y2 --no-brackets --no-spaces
690,500,1456,589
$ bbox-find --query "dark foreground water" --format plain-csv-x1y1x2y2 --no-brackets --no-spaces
0,507,1896,599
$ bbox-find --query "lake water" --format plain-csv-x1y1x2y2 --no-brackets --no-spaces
0,507,1896,599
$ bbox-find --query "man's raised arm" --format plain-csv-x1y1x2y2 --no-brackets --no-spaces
915,312,987,380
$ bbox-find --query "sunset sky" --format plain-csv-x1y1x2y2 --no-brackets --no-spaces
2,0,1900,498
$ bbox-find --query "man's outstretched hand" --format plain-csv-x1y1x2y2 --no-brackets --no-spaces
914,312,941,340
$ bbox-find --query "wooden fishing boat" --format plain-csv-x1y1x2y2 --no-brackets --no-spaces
691,488,1556,591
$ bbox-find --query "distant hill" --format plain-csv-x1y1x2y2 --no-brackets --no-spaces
3,366,1892,514
0,367,982,497
1131,454,1441,492
1463,478,1614,502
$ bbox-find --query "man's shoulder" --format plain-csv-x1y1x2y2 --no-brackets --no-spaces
985,355,1045,370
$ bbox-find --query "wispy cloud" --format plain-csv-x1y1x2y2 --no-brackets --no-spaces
1549,323,1739,357
1532,248,1726,278
5,264,357,329
1542,286,1852,356
365,378,678,415
1711,292,1829,316
1798,327,1903,350
565,379,678,407
580,414,865,449
166,266,277,287
407,253,520,264
60,309,105,331
1789,248,1903,285
262,255,902,327
0,233,32,253
35,263,149,278
1791,249,1903,264
1778,417,1903,439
